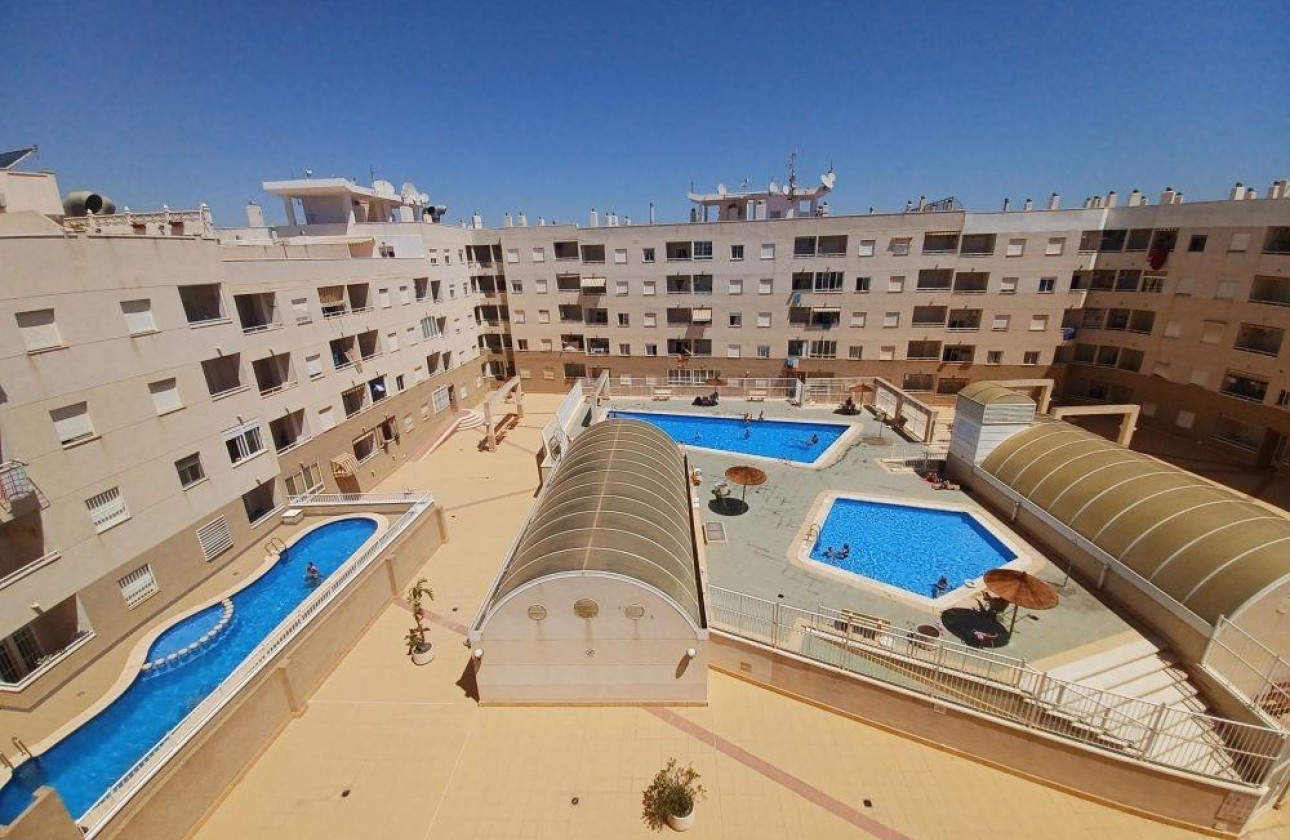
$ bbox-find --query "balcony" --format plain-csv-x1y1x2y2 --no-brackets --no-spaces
342,385,368,418
553,241,580,261
912,305,947,326
907,340,942,360
1262,227,1290,254
1234,324,1284,357
1220,372,1269,404
252,352,296,396
665,242,691,261
587,338,610,356
201,354,244,398
580,244,606,264
555,274,582,293
357,330,381,360
269,410,309,454
0,461,43,520
330,337,358,370
234,292,281,334
178,284,228,326
916,269,952,292
0,550,60,593
942,345,976,363
1250,276,1290,307
946,310,982,332
922,232,960,255
560,335,586,353
959,233,996,256
952,272,989,294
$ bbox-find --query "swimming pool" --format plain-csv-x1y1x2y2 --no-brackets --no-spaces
806,497,1017,600
607,410,848,464
0,517,378,825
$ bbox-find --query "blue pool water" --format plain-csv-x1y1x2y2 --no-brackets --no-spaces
811,499,1015,598
608,411,846,463
0,517,377,825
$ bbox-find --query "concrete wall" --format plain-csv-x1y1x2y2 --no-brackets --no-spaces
474,576,706,704
708,631,1261,835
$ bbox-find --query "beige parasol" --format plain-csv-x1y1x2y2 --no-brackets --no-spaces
723,465,768,503
983,569,1060,633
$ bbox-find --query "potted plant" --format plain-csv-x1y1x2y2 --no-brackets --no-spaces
641,758,706,832
405,578,434,665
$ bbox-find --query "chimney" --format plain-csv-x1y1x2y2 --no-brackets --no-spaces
589,208,599,227
1174,192,1185,204
504,213,513,228
904,199,914,212
1271,180,1287,200
1047,193,1060,211
471,211,483,230
1243,187,1256,201
1082,197,1093,209
1160,187,1175,204
1105,190,1118,208
1127,189,1143,207
1229,182,1245,201
518,211,528,227
917,195,927,211
649,202,656,224
1002,198,1010,212
608,211,618,227
537,216,545,226
623,216,631,226
1023,197,1034,212
245,201,264,227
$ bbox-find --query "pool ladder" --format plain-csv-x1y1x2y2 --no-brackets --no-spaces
264,537,288,557
805,523,820,541
0,736,31,769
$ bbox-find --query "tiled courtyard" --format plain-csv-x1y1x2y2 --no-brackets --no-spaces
189,393,1286,839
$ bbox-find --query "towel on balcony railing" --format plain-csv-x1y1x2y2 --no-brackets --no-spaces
331,453,361,479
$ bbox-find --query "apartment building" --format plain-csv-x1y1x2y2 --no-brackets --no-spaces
0,164,481,706
1061,185,1290,466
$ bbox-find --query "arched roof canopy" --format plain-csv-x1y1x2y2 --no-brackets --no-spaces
484,420,702,625
980,423,1290,625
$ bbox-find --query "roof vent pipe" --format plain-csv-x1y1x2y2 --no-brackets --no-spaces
1105,190,1118,208
1127,189,1143,207
917,195,927,211
589,208,599,227
1160,187,1175,204
504,213,513,227
649,202,656,224
1270,180,1287,200
1230,182,1245,201
1023,197,1033,211
1002,198,1010,212
1047,193,1059,211
518,211,528,227
1082,197,1093,209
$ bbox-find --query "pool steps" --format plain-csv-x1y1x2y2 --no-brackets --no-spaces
139,599,234,673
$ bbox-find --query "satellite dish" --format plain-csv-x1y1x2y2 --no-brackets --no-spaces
716,183,727,196
400,182,421,203
821,172,836,190
769,180,780,194
373,179,396,196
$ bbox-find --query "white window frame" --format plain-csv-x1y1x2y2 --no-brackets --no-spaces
857,240,876,257
223,419,265,465
149,378,183,415
51,402,95,446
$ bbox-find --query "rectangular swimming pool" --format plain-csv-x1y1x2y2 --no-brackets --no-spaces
607,410,848,464
807,497,1017,600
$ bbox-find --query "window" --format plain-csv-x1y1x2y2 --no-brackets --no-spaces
999,276,1018,295
175,453,205,488
1228,232,1250,253
1005,238,1026,257
285,463,323,498
854,276,871,293
643,279,657,296
758,278,773,295
643,312,657,328
858,239,876,257
992,314,1010,331
613,248,627,265
149,378,183,414
879,345,895,361
848,345,863,360
121,300,157,335
849,311,866,327
316,405,335,431
422,315,442,338
756,345,770,358
760,243,775,260
540,338,553,352
223,420,265,465
87,486,129,532
386,330,399,352
531,247,546,263
51,402,94,446
432,385,451,412
516,339,528,351
614,279,629,297
1029,314,1049,332
16,309,62,352
693,241,713,260
642,247,655,263
730,244,744,260
644,343,658,356
729,278,743,295
1023,351,1040,365
887,276,904,293
178,284,226,324
756,312,772,328
726,343,741,358
1038,277,1056,293
1201,321,1225,344
617,312,630,326
1188,234,1207,252
883,312,899,328
986,351,1003,365
1215,281,1236,300
1045,238,1065,256
117,564,158,608
729,312,743,327
888,237,911,256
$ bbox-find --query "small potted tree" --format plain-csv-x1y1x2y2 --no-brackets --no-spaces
641,758,706,832
405,578,435,665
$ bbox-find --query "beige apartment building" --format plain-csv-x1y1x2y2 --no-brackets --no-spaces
481,178,1289,467
0,161,481,709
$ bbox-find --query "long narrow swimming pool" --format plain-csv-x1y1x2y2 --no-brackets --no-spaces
607,410,848,464
808,498,1016,599
0,517,378,824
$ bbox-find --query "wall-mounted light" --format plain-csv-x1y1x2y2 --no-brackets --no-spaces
685,648,697,659
473,648,484,659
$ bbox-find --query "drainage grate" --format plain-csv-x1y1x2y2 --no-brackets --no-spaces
703,521,728,543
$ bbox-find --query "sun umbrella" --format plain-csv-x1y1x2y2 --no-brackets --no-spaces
983,569,1060,633
723,465,768,503
704,377,728,387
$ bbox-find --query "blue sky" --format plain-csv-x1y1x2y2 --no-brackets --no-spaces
5,1,1287,227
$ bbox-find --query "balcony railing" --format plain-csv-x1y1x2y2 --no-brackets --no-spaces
0,461,35,505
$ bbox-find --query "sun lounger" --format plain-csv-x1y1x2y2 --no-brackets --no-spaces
747,389,767,402
652,388,673,401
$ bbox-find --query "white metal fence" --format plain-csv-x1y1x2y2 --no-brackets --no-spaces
709,586,1287,790
288,491,432,506
1204,616,1290,726
78,494,434,836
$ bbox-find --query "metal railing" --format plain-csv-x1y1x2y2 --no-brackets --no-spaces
288,491,432,506
1204,617,1290,724
709,586,1287,788
0,460,34,504
78,494,434,835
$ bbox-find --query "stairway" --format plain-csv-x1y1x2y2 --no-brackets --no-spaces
456,409,486,431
